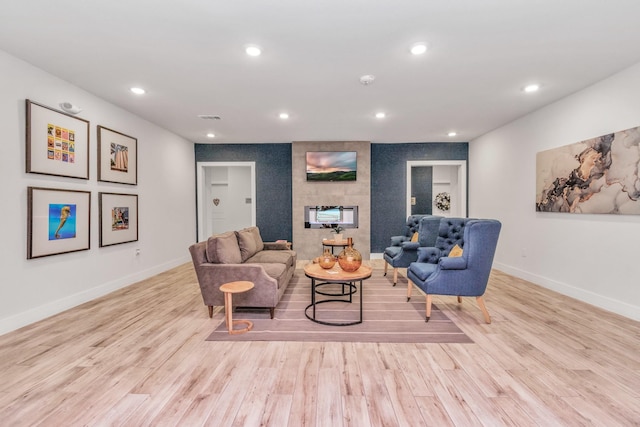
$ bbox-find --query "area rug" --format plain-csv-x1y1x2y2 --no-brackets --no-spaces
206,271,472,343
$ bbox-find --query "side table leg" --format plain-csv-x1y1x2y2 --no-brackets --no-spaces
224,291,233,334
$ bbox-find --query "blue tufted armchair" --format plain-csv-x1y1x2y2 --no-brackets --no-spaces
383,215,442,286
407,218,501,323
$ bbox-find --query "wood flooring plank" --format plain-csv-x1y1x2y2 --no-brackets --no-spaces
383,369,426,425
316,367,344,427
342,395,372,427
287,343,321,427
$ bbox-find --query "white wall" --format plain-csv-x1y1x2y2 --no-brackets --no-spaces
0,50,197,334
470,61,640,320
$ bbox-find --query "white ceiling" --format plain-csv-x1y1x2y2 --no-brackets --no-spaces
3,1,640,144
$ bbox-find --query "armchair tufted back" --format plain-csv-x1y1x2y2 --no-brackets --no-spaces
434,217,473,255
402,214,429,238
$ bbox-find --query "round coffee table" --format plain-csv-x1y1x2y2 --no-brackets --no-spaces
219,281,254,334
303,263,372,326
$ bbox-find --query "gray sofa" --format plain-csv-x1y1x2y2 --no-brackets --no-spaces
188,226,297,319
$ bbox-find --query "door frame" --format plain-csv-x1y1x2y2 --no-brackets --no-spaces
406,160,467,218
196,161,256,242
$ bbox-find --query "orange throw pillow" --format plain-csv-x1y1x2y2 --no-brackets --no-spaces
410,232,419,242
448,244,463,257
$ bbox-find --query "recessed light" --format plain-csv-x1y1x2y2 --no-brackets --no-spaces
245,45,262,56
448,131,457,137
375,112,386,119
130,87,145,95
410,43,427,55
206,133,215,138
279,113,289,119
523,84,540,93
359,74,375,85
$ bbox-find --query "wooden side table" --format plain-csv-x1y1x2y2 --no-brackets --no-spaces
219,281,255,334
322,238,352,255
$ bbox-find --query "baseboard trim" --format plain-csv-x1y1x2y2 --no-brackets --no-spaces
0,256,190,336
494,262,639,321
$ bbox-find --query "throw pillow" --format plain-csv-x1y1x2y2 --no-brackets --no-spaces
205,231,242,264
236,226,264,262
448,244,463,257
410,232,419,242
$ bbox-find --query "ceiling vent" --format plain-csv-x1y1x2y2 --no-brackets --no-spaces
198,115,221,120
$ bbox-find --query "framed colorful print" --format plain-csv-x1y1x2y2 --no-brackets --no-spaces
27,187,91,259
26,100,90,179
97,126,138,185
99,192,138,247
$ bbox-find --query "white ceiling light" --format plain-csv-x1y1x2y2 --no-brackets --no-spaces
359,74,375,85
448,131,457,137
410,43,428,55
523,84,540,93
375,112,386,119
206,133,215,138
130,87,145,95
279,112,289,119
245,45,262,57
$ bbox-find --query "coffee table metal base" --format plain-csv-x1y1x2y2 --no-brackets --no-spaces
305,278,363,326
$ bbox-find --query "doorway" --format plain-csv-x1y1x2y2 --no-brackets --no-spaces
196,162,256,242
406,160,467,218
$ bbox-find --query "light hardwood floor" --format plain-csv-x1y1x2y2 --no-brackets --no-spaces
0,263,639,426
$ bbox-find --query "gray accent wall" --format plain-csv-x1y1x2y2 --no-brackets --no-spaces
370,143,468,253
194,144,292,242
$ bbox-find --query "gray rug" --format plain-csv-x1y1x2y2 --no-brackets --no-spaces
206,271,473,343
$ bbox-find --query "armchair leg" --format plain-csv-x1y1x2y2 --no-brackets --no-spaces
208,305,213,318
384,262,388,276
407,280,413,302
270,307,275,319
425,294,432,322
457,296,462,304
393,268,398,286
476,296,491,324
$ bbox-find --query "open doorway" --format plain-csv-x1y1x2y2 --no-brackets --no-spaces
406,160,467,218
196,162,256,242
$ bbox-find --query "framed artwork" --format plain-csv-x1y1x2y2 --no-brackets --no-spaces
98,126,138,185
99,192,138,247
27,187,91,259
26,100,90,179
536,125,640,214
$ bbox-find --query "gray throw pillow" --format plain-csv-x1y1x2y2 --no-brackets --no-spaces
236,226,264,262
205,231,242,264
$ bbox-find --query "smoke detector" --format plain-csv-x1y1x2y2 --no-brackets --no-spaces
198,115,221,120
359,74,375,86
59,102,82,114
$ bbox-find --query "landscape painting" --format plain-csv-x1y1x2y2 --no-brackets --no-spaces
306,151,357,181
536,125,640,214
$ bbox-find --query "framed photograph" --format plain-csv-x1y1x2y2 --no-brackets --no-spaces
26,100,90,179
98,126,138,185
27,187,91,259
99,192,138,247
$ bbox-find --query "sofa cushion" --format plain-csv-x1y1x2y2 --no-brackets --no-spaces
236,226,265,262
246,250,295,268
254,263,288,289
205,231,242,264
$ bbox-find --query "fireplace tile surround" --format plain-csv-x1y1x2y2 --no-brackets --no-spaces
292,141,371,261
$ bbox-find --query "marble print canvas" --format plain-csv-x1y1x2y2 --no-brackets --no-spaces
536,125,640,214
